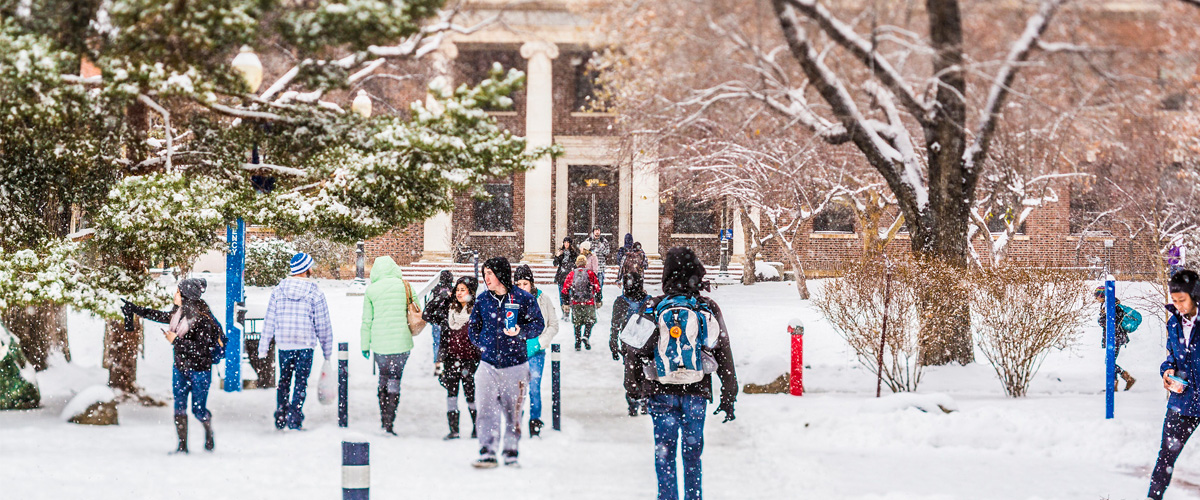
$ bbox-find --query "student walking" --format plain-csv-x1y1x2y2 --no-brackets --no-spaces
562,255,600,351
1148,269,1200,500
513,265,560,438
427,270,455,376
360,256,419,435
423,276,482,440
468,257,545,468
553,237,579,321
1094,286,1141,391
611,272,650,416
259,253,334,431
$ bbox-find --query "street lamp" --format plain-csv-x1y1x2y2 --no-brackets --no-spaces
231,46,263,93
351,89,372,118
348,90,372,295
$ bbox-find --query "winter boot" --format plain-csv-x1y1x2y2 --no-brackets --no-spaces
172,415,189,454
377,387,388,430
583,325,593,350
444,411,461,440
503,450,520,467
201,418,215,452
529,418,543,437
469,407,478,439
627,397,639,417
1121,372,1137,391
473,448,498,469
382,392,399,435
574,328,582,351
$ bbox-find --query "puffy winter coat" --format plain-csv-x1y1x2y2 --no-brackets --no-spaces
361,256,415,355
623,294,738,406
468,288,544,369
561,268,600,306
553,248,578,284
129,303,223,372
1161,304,1200,416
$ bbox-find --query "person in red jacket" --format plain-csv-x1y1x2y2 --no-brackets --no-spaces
561,255,600,351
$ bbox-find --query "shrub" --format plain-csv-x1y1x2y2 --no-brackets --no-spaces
293,234,355,280
969,267,1087,397
245,239,297,287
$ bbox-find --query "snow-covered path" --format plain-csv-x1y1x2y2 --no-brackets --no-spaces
1,277,1197,499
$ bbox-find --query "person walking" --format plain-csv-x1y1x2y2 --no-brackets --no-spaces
611,272,650,416
579,239,604,306
553,237,578,321
1094,286,1141,391
562,254,600,351
584,227,611,304
427,270,455,376
121,278,224,453
1147,269,1200,500
620,242,650,284
513,264,560,438
468,257,545,468
614,233,634,283
360,256,420,435
623,247,738,500
259,252,334,431
423,276,482,440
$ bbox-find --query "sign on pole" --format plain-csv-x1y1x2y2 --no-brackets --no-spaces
224,218,246,392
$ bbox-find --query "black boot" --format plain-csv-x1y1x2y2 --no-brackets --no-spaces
201,418,215,451
377,387,388,430
444,411,461,440
382,392,399,435
469,408,478,439
529,418,543,437
173,415,188,454
574,326,583,351
584,325,593,350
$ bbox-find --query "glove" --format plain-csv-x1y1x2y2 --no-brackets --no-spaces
612,350,621,361
120,300,137,331
714,400,735,423
362,351,370,360
526,338,541,358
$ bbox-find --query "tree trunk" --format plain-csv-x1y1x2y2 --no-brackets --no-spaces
2,304,70,371
105,318,141,394
784,249,811,300
740,210,760,285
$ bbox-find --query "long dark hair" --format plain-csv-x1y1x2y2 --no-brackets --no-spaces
451,277,478,313
180,297,212,322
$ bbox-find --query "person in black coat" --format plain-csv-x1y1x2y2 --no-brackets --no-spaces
623,247,737,500
122,278,224,454
552,237,579,320
427,270,455,375
611,272,650,416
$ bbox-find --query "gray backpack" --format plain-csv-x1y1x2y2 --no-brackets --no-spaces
569,269,594,302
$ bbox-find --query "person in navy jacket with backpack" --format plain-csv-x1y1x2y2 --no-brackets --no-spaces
1094,286,1141,391
1148,269,1200,500
623,247,737,500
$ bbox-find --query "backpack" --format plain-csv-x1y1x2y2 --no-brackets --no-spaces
648,296,719,385
207,312,228,365
570,269,594,303
622,249,646,276
1119,304,1142,333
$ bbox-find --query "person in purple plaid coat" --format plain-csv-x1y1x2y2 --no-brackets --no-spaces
259,252,334,430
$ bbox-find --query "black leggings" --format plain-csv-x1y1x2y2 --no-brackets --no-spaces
1149,411,1200,500
440,358,479,411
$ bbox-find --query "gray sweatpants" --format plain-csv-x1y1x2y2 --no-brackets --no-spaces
475,361,530,457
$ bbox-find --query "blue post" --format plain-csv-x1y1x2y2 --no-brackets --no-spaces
224,218,246,392
341,441,369,500
1105,279,1116,419
339,342,349,428
551,343,561,431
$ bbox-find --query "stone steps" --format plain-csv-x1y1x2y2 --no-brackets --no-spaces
399,260,743,286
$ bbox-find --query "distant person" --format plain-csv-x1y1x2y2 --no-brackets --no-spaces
553,237,579,321
1147,269,1200,500
611,272,650,416
562,254,600,351
514,265,560,438
624,247,738,500
615,233,635,270
259,253,333,431
468,257,545,468
1094,286,1140,391
580,241,603,306
423,276,482,440
619,241,650,284
427,270,456,376
360,256,419,435
584,226,612,304
122,278,224,453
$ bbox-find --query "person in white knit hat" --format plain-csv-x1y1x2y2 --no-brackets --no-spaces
259,252,333,430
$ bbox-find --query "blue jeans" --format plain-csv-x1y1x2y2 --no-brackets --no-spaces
276,349,314,430
648,394,707,500
528,351,546,420
431,325,442,362
172,368,212,421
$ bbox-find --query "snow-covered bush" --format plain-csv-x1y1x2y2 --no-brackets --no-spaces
293,234,355,280
754,261,782,282
245,239,297,287
969,267,1087,397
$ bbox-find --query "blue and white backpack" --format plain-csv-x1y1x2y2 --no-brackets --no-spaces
626,296,719,385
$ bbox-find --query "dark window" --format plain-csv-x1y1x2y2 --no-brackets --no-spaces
674,198,716,234
812,206,856,233
474,179,513,232
984,207,1026,234
571,52,609,112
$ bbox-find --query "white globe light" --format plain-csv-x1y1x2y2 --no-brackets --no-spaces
231,46,263,94
351,89,373,118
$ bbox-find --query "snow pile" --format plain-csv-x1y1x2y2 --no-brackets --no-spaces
754,261,782,281
860,392,958,414
59,385,115,422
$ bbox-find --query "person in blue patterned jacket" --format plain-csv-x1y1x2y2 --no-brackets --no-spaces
258,252,334,431
1148,269,1200,500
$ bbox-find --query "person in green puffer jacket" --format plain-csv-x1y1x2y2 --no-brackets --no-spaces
361,256,420,435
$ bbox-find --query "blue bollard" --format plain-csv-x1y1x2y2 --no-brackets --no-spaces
1105,280,1116,419
342,441,369,500
551,343,561,431
339,342,349,428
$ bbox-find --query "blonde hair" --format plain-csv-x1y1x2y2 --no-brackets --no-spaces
575,255,588,267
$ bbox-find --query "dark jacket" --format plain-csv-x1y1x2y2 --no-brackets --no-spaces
614,233,635,265
610,273,649,357
623,295,738,405
1161,304,1200,416
127,302,223,372
1097,301,1133,347
553,248,579,284
468,288,545,368
424,298,481,362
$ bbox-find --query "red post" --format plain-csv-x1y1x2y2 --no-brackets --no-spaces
788,319,804,396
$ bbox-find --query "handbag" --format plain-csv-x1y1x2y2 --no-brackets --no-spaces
405,280,426,336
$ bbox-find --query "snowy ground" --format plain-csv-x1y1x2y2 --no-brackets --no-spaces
1,276,1196,499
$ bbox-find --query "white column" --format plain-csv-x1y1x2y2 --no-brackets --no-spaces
421,42,458,262
732,208,746,260
520,40,559,262
630,143,660,258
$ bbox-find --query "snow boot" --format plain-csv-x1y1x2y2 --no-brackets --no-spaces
473,448,498,469
201,418,215,452
382,392,399,435
503,450,519,467
444,411,461,440
529,418,543,437
173,415,189,454
469,408,478,438
1121,372,1137,391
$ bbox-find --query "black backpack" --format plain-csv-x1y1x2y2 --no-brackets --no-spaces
207,312,228,365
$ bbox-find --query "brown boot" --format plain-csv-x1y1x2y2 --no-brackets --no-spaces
1121,372,1136,391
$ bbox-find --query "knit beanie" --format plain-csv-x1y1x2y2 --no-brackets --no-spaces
289,252,314,275
514,264,535,285
178,278,208,301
